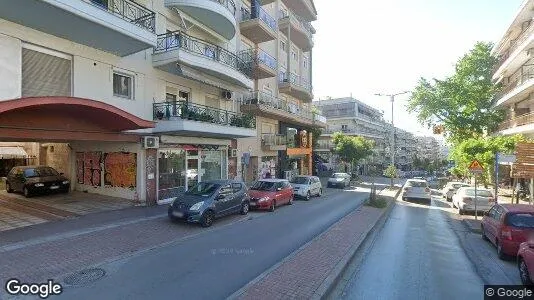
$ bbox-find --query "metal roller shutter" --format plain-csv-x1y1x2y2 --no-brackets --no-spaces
21,48,71,97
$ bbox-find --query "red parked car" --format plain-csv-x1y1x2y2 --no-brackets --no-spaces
481,204,534,259
248,179,294,212
517,241,534,285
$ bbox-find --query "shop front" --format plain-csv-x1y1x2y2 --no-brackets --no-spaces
157,143,228,204
278,127,313,180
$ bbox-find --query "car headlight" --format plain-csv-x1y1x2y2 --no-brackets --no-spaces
258,197,269,202
190,201,204,211
34,183,44,187
62,180,69,185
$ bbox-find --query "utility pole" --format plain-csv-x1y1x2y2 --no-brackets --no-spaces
375,91,410,171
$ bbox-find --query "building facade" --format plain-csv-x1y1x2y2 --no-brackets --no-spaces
0,0,323,205
492,0,534,138
415,136,440,162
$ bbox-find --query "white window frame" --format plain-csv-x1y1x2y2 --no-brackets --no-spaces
113,71,134,100
280,40,287,52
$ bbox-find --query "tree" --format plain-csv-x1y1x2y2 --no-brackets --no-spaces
407,42,506,144
332,132,374,170
384,164,398,187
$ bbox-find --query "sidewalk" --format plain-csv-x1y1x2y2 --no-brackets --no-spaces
230,188,400,300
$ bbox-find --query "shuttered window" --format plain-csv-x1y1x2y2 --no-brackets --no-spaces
21,48,71,97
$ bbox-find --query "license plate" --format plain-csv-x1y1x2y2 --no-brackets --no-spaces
50,186,59,190
173,211,184,218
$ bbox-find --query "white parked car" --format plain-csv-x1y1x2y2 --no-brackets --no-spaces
452,187,495,215
402,179,431,203
327,173,351,188
442,182,470,201
290,176,322,200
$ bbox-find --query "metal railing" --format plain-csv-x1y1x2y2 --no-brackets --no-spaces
494,22,534,71
262,134,288,146
153,101,256,129
238,49,277,71
89,0,155,32
498,111,534,131
154,31,252,78
211,0,236,15
279,72,312,92
240,6,277,31
496,63,534,100
241,91,316,120
278,9,313,41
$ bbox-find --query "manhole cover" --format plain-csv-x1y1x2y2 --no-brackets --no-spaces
63,268,106,286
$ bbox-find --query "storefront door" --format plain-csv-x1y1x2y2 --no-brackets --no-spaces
158,149,186,202
186,150,199,190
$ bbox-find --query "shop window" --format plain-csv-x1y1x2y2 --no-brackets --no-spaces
113,72,133,99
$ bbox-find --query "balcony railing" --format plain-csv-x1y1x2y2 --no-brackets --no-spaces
496,63,534,99
153,101,256,129
240,6,277,31
242,91,315,120
498,111,534,131
494,22,534,71
154,31,252,78
262,134,288,146
210,0,236,15
278,9,313,41
238,49,277,70
324,128,384,137
89,0,156,32
279,72,312,92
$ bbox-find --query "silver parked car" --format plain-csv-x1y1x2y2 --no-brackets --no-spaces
290,175,323,200
442,182,470,201
327,173,351,188
452,187,495,215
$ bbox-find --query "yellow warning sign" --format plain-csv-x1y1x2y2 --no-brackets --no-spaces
468,160,484,173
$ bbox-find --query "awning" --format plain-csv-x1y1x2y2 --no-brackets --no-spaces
0,146,28,159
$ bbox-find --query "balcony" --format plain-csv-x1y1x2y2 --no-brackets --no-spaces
238,49,277,79
278,10,314,51
152,101,256,138
279,72,313,102
165,0,237,40
281,0,317,21
0,0,156,57
262,134,288,151
153,31,253,89
239,6,277,43
497,111,534,135
323,128,385,140
495,63,534,107
494,22,534,75
240,91,326,129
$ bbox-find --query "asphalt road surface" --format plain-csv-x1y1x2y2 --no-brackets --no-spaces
338,194,485,300
55,184,376,300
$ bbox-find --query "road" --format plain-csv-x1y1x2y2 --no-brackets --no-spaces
336,193,485,300
54,184,375,300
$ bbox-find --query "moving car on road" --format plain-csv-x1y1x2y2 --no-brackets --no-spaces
6,165,70,197
401,179,431,203
452,187,495,215
290,175,322,200
442,181,470,201
481,204,534,259
327,173,351,188
168,180,249,227
248,179,294,211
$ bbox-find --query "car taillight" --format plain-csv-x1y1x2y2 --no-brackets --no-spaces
501,226,513,241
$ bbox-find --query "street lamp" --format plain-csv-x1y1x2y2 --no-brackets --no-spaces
375,91,410,169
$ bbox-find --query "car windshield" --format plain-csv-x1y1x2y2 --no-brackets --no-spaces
24,167,59,178
185,182,220,197
332,174,345,178
506,213,534,228
250,181,277,191
406,181,427,187
464,189,493,197
291,177,309,184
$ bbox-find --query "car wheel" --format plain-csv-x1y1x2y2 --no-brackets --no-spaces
306,191,311,201
481,225,489,241
23,187,31,198
519,258,533,285
240,202,249,215
317,188,322,197
288,196,293,205
200,210,215,228
269,201,276,212
497,240,507,260
5,182,13,193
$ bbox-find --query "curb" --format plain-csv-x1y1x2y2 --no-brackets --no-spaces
313,188,399,300
461,219,482,234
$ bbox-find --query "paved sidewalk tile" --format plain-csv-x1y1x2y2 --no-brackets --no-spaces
237,202,384,299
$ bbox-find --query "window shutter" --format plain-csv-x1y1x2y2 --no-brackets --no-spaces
22,48,71,97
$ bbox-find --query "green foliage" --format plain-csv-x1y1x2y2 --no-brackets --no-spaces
384,164,398,178
407,42,506,144
332,132,374,165
366,195,388,209
310,127,322,149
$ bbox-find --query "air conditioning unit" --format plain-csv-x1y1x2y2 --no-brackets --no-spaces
229,148,237,157
143,136,159,149
222,90,232,100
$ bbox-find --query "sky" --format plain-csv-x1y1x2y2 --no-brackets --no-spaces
312,0,523,137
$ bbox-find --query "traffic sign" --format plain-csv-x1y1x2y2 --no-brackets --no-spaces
468,159,484,173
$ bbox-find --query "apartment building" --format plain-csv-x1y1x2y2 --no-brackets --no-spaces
415,136,440,162
493,0,534,137
237,0,326,181
0,0,323,205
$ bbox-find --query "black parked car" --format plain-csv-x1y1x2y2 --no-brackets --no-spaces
168,180,250,227
6,165,70,197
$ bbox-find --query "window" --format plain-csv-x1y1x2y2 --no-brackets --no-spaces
179,91,190,101
341,124,348,130
303,57,308,69
113,72,133,99
220,185,233,196
166,93,177,102
280,41,287,52
292,50,298,61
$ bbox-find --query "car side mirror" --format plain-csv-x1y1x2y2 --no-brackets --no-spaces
277,187,282,191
